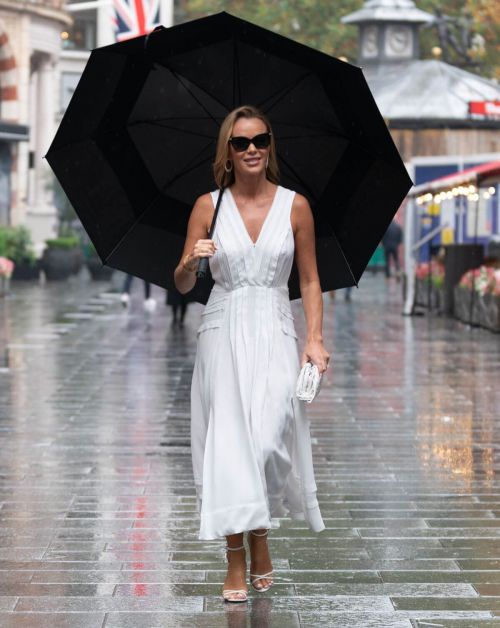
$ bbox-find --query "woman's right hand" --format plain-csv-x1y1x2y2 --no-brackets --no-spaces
184,239,217,270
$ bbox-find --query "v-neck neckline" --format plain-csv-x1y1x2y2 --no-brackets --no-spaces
227,186,280,247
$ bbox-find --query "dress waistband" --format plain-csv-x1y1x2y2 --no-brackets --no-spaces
210,284,289,297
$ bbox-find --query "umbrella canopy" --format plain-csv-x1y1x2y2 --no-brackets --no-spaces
46,11,412,303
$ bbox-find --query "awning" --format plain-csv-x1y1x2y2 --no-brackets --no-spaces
0,122,29,142
410,160,500,196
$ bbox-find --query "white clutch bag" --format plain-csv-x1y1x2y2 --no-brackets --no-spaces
296,361,323,403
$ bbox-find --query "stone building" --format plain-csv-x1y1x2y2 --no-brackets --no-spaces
0,0,71,251
0,0,173,253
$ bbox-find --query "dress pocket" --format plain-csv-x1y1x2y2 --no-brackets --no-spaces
197,299,226,335
278,304,298,339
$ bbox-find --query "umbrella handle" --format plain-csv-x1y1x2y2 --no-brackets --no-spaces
196,187,225,279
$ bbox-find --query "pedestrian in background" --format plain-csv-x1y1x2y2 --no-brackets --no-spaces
166,287,191,327
382,220,403,281
120,274,157,312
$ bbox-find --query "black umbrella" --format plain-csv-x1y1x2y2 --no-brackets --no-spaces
46,11,412,304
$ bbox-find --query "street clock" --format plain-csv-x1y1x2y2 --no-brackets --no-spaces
385,24,414,58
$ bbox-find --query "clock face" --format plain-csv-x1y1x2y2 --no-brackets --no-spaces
385,25,413,57
362,25,378,58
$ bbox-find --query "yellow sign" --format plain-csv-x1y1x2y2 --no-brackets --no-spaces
428,203,441,216
441,227,454,245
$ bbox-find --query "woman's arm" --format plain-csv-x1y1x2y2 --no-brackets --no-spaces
292,193,330,373
174,193,217,294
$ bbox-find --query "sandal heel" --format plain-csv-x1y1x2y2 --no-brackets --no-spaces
222,544,248,603
249,530,274,592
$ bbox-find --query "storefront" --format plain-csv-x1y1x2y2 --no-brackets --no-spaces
404,160,500,330
0,123,29,225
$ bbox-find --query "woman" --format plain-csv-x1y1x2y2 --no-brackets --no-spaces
174,105,329,602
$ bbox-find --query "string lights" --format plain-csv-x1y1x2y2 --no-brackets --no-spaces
416,185,496,205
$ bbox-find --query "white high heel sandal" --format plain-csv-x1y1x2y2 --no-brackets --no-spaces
222,545,248,603
249,530,274,592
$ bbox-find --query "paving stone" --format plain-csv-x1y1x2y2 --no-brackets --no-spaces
0,613,105,627
414,621,500,628
14,596,203,612
2,275,500,625
299,613,413,627
104,608,300,627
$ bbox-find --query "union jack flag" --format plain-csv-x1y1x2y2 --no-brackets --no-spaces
112,0,161,42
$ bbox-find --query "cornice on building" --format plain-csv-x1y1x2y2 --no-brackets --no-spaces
0,0,72,26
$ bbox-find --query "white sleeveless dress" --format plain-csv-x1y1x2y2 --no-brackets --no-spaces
190,185,325,540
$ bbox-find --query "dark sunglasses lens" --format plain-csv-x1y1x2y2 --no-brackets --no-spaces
230,137,250,152
229,134,271,152
253,133,271,149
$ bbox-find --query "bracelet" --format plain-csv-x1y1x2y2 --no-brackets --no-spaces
182,254,197,273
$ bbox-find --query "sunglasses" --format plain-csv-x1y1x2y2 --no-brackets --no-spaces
228,132,271,152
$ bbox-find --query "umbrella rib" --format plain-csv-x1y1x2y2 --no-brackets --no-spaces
103,142,214,265
161,143,214,190
128,120,216,141
171,70,221,130
275,131,350,141
277,152,318,200
102,193,162,265
233,36,241,107
279,152,358,287
258,72,311,115
154,62,230,114
328,228,359,288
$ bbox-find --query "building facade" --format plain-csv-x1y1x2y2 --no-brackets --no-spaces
1,0,173,254
0,0,71,252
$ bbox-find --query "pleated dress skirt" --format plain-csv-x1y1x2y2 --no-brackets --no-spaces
190,185,325,540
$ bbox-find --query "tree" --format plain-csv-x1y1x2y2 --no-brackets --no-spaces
178,0,361,60
179,0,500,79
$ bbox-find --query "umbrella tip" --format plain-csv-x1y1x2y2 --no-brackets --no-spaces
144,25,165,51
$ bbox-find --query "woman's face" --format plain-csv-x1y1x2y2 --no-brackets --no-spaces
229,117,270,180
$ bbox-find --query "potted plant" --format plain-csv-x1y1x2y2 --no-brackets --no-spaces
85,242,114,280
430,262,445,312
415,261,444,311
415,262,430,306
41,233,81,280
43,175,85,279
0,226,40,280
454,266,500,332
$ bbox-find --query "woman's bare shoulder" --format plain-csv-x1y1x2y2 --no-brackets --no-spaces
291,193,313,231
291,192,311,212
192,192,215,212
187,193,216,236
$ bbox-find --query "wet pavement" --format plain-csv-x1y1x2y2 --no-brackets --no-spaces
0,272,499,627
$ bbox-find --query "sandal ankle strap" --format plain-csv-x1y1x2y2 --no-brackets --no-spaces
250,530,269,537
226,544,245,551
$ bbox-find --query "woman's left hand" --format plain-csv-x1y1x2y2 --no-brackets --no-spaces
301,340,330,374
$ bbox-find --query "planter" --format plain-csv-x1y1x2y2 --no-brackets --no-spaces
454,286,500,332
432,285,444,313
71,248,84,275
479,294,500,332
0,276,10,296
415,279,444,312
86,257,114,280
41,247,78,280
415,278,431,306
11,260,40,280
444,244,484,315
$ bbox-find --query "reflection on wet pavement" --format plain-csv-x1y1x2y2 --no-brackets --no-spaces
0,275,499,626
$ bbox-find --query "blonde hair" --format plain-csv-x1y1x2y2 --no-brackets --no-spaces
213,105,279,189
